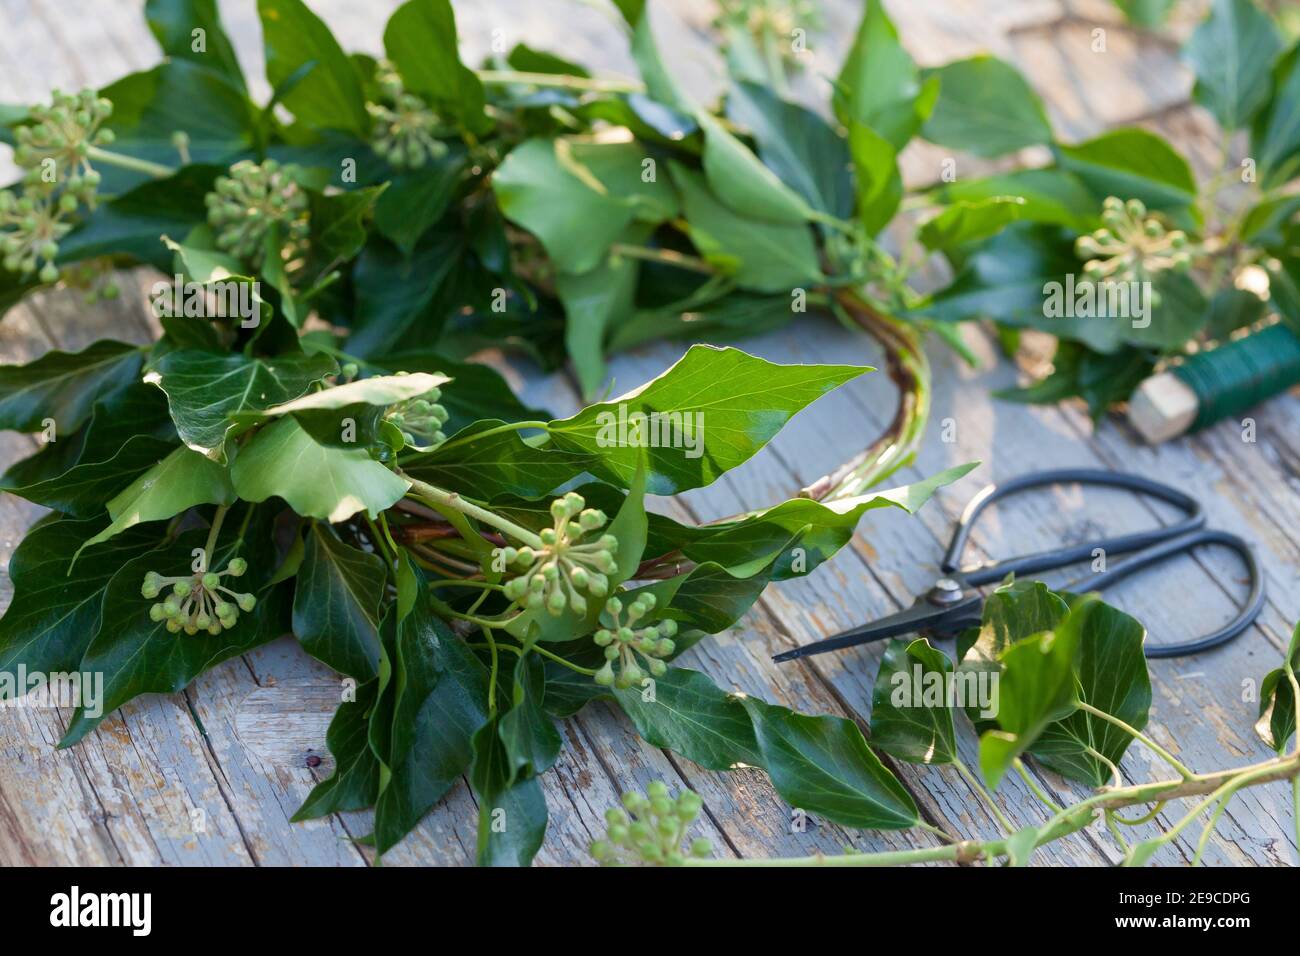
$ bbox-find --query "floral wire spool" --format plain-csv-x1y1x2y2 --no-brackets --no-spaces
1128,323,1300,443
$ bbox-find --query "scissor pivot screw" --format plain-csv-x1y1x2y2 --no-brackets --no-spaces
928,578,964,605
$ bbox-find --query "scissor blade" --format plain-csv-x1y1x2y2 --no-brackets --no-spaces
772,599,951,663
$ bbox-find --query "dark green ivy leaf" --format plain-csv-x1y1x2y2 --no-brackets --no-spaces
870,638,958,764
0,518,161,680
469,717,548,866
292,523,387,680
1255,623,1300,753
383,0,491,137
149,349,337,458
742,696,919,830
374,584,491,855
1029,597,1152,786
0,340,143,434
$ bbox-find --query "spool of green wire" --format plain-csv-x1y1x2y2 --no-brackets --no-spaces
1171,323,1300,431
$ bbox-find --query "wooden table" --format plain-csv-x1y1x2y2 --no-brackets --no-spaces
1,0,1296,866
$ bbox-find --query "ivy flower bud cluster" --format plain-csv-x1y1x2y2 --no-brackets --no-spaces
367,61,449,170
500,493,616,617
206,159,310,261
141,557,256,636
593,592,678,688
589,782,711,866
385,379,450,447
1,89,113,282
1075,196,1195,294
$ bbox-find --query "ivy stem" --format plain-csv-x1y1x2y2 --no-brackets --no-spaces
476,69,644,94
401,474,544,550
953,758,1015,836
465,639,598,676
86,145,175,179
1014,759,1061,813
607,243,718,275
483,625,500,714
1076,701,1196,780
203,504,229,571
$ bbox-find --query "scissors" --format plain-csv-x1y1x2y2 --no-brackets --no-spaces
773,469,1265,663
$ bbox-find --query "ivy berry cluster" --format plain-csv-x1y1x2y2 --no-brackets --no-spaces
1,89,112,282
593,592,677,688
589,782,711,866
1076,196,1194,295
205,159,310,261
141,557,256,636
367,61,448,170
500,492,616,616
384,380,451,447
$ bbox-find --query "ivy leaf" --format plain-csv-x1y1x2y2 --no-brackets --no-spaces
927,169,1100,233
958,578,1071,668
1255,623,1300,753
149,349,337,459
0,519,160,679
292,523,387,680
555,239,642,397
695,110,813,224
741,696,919,830
257,0,368,136
546,344,867,495
494,138,675,274
0,340,142,434
469,718,548,866
348,229,463,357
374,585,491,855
1182,0,1283,131
834,0,934,151
726,81,854,219
373,150,466,253
616,0,694,114
76,445,236,558
498,652,562,784
1029,598,1152,786
978,596,1090,788
5,435,180,518
1055,129,1198,215
644,463,976,580
308,184,387,263
292,678,381,820
1251,47,1300,189
920,197,1029,252
615,666,762,770
96,62,254,193
402,420,592,501
672,165,822,291
60,505,290,747
870,638,958,764
921,56,1053,157
231,417,410,522
383,0,490,136
848,122,903,236
146,0,246,90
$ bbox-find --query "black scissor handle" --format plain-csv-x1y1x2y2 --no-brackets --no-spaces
943,469,1206,588
1065,528,1265,658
